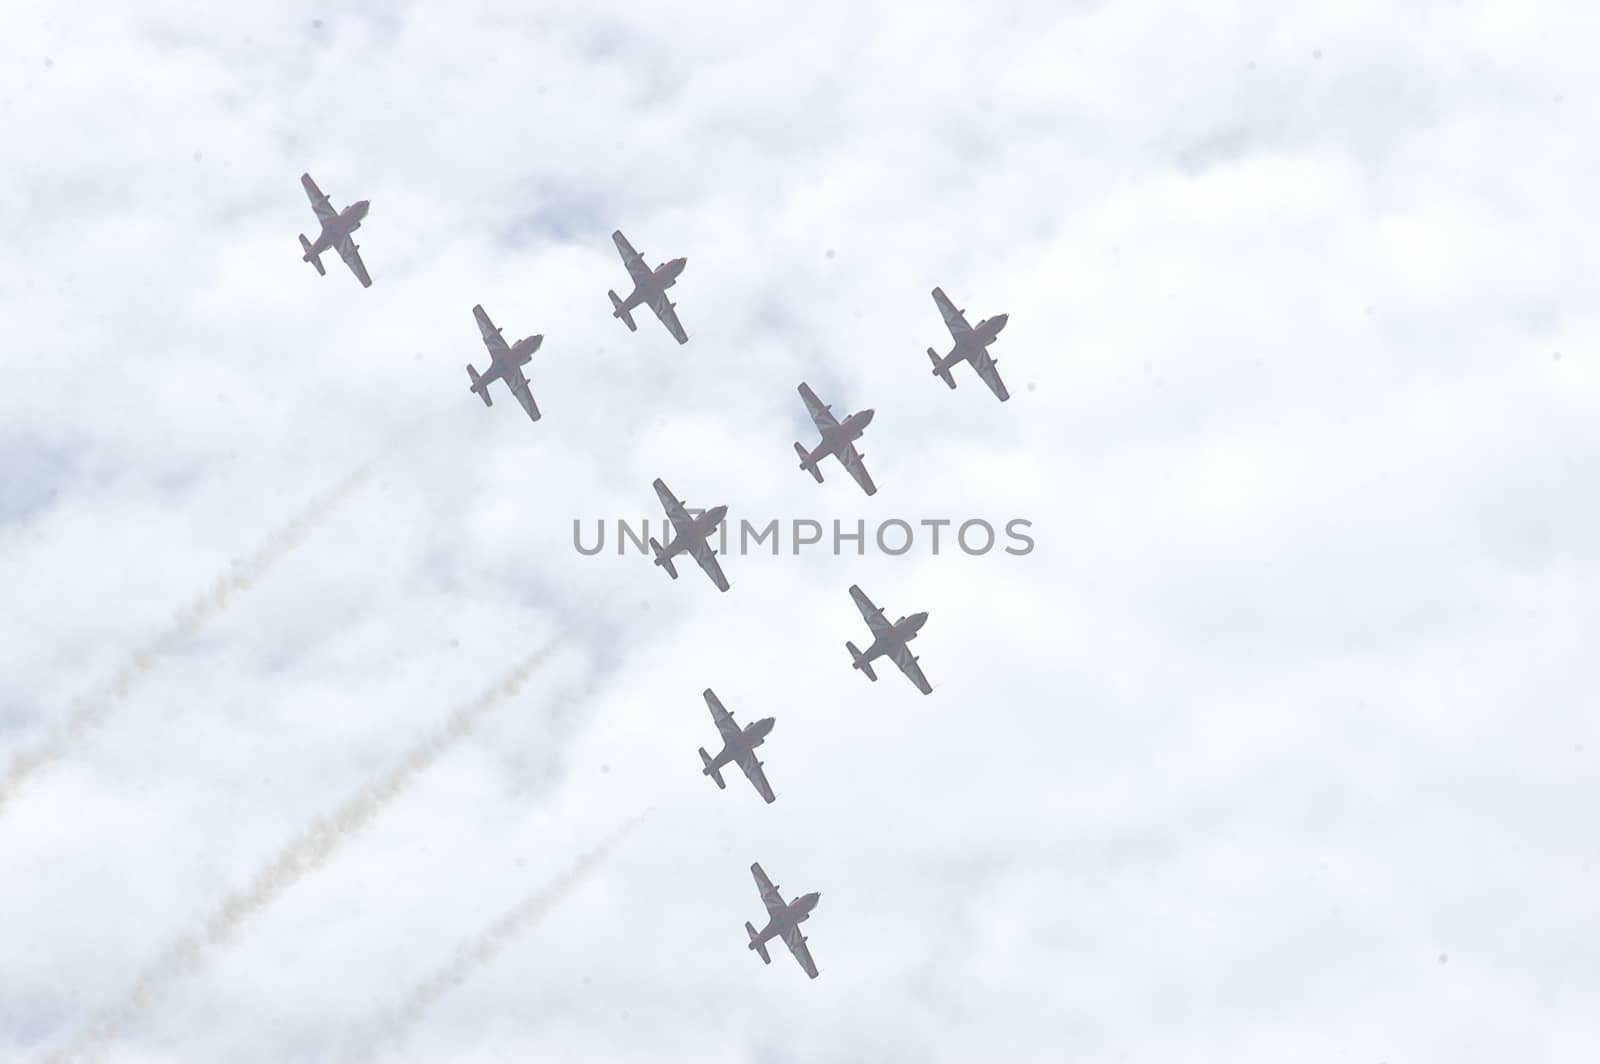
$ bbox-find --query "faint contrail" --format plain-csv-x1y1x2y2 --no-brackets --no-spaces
346,809,652,1062
43,640,564,1064
0,463,376,814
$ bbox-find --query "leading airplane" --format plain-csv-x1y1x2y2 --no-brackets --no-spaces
926,286,1009,400
697,689,776,804
744,862,821,979
607,230,689,344
296,173,372,288
647,478,730,592
845,584,932,694
793,382,877,496
465,303,543,422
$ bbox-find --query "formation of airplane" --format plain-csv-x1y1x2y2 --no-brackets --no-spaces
845,584,933,695
927,286,1010,401
465,304,543,421
608,229,689,344
647,478,730,592
697,689,776,804
287,173,1028,984
745,862,821,979
297,173,372,288
793,382,877,496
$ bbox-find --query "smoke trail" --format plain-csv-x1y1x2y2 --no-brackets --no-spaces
43,639,564,1064
346,809,652,1062
0,463,376,814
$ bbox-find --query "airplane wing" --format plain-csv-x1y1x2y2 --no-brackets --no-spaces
648,290,689,345
798,383,838,432
504,365,542,422
781,924,820,979
335,234,372,288
612,230,653,285
301,173,337,223
888,643,933,695
684,534,730,592
836,442,877,496
751,863,786,919
735,749,776,804
704,689,741,743
931,286,972,340
971,345,1010,401
848,584,892,636
473,304,510,357
652,478,694,534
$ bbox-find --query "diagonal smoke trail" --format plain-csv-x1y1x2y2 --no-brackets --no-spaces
346,809,652,1063
43,639,564,1064
0,463,376,814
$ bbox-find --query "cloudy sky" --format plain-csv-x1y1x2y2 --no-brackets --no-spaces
1,1,1596,1061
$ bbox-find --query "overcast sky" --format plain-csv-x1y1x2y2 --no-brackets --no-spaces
1,1,1596,1061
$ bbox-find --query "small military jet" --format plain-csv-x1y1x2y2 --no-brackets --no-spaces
697,689,776,804
297,173,372,288
845,584,932,694
607,230,689,344
465,304,543,421
647,478,729,592
745,862,820,979
793,382,877,496
927,286,1009,400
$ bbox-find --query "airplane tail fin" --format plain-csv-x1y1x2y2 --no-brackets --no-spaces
699,748,726,789
847,641,878,681
928,347,956,389
466,365,493,407
746,922,772,964
649,537,679,579
609,290,637,332
794,442,824,483
299,234,326,275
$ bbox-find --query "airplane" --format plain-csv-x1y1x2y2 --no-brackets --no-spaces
297,173,372,288
845,584,932,694
465,304,543,422
927,286,1010,400
697,689,776,804
607,230,689,344
793,382,877,496
745,862,820,979
647,478,729,592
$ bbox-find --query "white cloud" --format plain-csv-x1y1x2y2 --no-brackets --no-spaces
1,1,1596,1061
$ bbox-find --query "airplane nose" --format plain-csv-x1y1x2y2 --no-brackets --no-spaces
993,313,1009,328
858,409,876,426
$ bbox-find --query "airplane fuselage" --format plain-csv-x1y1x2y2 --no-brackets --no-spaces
308,200,370,256
496,334,542,369
618,256,687,310
859,611,929,662
804,408,875,465
939,313,1008,368
707,717,775,772
751,892,821,946
661,503,728,560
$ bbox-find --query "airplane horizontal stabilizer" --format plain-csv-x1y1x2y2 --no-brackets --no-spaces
746,922,771,964
299,234,326,276
609,290,637,332
649,537,679,579
794,442,823,483
846,641,877,681
466,365,492,407
928,347,956,389
699,748,726,789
